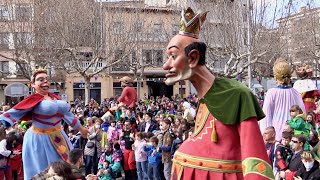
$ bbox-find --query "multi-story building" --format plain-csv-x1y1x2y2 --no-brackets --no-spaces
64,0,196,103
0,0,70,105
0,0,34,104
0,0,249,104
277,7,320,65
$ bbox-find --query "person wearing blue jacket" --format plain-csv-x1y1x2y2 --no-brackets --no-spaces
144,136,162,180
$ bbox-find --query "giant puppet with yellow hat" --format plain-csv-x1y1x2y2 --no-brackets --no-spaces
163,7,274,180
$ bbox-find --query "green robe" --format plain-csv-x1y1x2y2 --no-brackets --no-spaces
202,77,264,125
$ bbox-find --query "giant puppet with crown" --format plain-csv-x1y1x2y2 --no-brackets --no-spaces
293,64,319,113
0,65,87,179
164,7,274,180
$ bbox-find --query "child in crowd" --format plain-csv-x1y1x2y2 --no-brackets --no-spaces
132,132,148,180
305,113,316,132
274,131,292,178
144,136,162,180
287,105,309,136
107,120,122,145
68,128,80,148
97,160,114,180
170,127,183,158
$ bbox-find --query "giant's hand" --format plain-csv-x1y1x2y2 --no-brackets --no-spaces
78,124,89,138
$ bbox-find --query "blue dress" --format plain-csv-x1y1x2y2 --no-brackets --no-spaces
0,99,80,180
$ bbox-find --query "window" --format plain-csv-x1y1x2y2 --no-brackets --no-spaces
179,80,185,85
179,88,186,96
0,61,9,76
0,33,9,49
131,50,137,63
142,50,152,65
142,49,163,66
15,5,33,21
16,63,30,76
133,22,143,32
77,52,93,60
15,32,33,47
112,50,129,71
114,88,122,96
153,23,163,33
154,50,163,66
0,6,9,20
113,22,124,34
115,50,123,61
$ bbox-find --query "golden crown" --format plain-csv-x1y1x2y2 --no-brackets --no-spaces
33,65,47,77
178,7,208,39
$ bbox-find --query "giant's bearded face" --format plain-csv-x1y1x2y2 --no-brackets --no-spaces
163,35,196,85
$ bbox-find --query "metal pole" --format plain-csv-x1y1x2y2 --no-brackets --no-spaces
100,0,103,50
247,0,252,89
316,62,318,87
137,78,140,100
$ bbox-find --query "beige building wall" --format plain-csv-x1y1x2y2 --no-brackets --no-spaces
0,1,195,104
65,74,113,103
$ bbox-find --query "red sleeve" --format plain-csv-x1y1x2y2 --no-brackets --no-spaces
277,159,287,170
285,171,297,180
238,117,274,180
118,87,128,102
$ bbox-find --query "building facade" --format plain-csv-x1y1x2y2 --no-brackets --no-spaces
277,7,320,65
64,1,192,103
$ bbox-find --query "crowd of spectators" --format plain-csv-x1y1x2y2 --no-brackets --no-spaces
262,103,320,180
0,94,199,180
2,93,320,180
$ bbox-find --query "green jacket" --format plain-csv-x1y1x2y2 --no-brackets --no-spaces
312,141,320,161
305,122,313,132
98,153,123,173
287,115,309,135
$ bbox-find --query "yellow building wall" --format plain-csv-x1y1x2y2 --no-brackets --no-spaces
65,75,113,103
65,74,192,103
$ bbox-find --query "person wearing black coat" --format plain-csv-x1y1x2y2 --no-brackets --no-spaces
295,151,320,180
139,113,158,133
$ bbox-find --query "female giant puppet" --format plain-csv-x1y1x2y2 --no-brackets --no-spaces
293,64,319,113
0,67,88,179
163,7,274,180
259,58,305,141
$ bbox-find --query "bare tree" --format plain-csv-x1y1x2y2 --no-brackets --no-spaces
33,0,146,104
167,0,301,84
0,0,53,80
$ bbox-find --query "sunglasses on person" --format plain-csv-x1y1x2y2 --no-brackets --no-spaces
291,140,300,143
290,110,296,112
